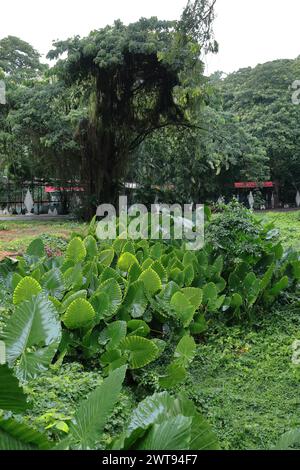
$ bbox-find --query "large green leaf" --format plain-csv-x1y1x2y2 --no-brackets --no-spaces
275,428,300,450
128,263,143,283
123,280,148,318
99,248,115,267
98,278,122,317
269,276,289,296
159,362,187,389
190,313,207,335
230,293,243,309
260,264,275,292
120,336,159,369
137,416,192,450
158,281,180,301
99,321,127,351
0,365,30,412
183,264,194,286
170,292,195,327
127,320,150,337
63,298,95,330
1,294,61,380
41,268,65,297
26,238,45,258
63,264,83,290
122,392,175,449
60,290,88,314
122,241,136,255
100,266,123,285
118,392,219,450
152,260,168,283
181,287,203,309
90,292,110,323
174,335,196,367
0,414,51,450
175,395,220,450
13,276,42,305
117,253,138,272
67,366,127,449
139,268,162,295
202,282,218,304
84,235,98,259
120,392,219,451
65,237,86,264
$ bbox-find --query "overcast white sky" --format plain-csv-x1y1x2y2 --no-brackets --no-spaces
1,0,300,74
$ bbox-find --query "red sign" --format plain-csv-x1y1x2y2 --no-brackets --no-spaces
234,182,274,189
45,186,84,193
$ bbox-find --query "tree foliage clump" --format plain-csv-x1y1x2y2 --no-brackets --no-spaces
220,59,300,200
46,1,217,215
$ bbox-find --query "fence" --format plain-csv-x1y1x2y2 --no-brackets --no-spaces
0,179,83,215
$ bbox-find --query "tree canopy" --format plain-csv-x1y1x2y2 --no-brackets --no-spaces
0,36,45,82
220,58,300,201
44,1,217,216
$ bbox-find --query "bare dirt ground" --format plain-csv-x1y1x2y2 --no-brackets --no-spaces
0,250,19,260
0,221,84,260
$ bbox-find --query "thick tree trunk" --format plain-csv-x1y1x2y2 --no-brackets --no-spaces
78,71,131,220
78,118,121,220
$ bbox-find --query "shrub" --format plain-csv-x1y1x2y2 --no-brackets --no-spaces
206,200,280,268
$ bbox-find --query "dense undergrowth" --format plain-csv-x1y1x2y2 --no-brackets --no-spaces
0,204,300,450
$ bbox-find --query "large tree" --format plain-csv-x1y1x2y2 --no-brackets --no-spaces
47,0,217,217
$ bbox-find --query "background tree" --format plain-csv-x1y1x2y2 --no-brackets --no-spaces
0,35,80,203
0,35,46,82
9,81,81,184
129,104,268,204
220,58,300,203
0,36,47,185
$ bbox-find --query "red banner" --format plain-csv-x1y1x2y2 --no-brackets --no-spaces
45,186,84,193
234,182,274,189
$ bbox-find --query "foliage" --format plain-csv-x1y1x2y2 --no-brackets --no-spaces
0,208,299,450
0,362,218,451
206,200,281,266
0,365,30,412
130,106,268,205
186,309,300,450
0,209,297,388
220,58,300,200
56,366,127,449
275,428,300,450
2,293,62,380
0,414,52,450
46,1,217,217
114,391,219,450
24,362,133,442
0,36,45,82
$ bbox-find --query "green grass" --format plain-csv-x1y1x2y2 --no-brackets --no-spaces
260,210,300,250
185,309,300,449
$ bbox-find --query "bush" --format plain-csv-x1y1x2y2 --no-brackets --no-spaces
206,200,280,268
